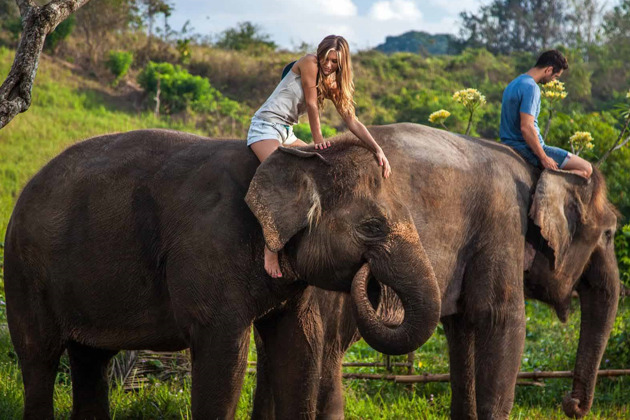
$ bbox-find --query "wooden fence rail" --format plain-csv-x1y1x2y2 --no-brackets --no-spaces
342,369,630,384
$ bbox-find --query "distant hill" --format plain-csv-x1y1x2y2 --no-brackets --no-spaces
374,31,463,55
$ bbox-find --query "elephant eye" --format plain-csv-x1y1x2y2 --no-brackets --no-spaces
604,229,613,244
357,217,389,240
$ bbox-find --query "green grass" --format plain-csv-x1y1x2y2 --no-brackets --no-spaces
0,47,629,418
0,302,628,418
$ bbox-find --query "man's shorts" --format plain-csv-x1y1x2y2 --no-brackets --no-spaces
501,139,571,169
247,117,298,146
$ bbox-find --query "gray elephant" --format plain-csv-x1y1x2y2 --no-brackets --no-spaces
247,123,620,419
3,128,439,419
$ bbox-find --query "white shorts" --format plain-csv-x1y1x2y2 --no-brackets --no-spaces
246,117,298,146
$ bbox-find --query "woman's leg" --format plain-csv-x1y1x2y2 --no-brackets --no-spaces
250,139,283,278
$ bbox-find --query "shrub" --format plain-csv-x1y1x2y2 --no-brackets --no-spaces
616,224,630,289
137,61,244,121
293,123,337,143
106,51,133,86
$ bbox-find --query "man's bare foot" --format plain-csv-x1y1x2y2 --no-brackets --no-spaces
264,246,282,278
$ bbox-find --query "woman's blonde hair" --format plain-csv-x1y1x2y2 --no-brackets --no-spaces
316,35,355,118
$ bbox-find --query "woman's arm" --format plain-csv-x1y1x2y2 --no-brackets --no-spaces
296,55,330,149
344,114,392,178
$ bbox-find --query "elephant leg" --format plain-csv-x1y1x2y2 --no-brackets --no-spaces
465,255,526,419
7,296,63,419
254,302,324,420
67,341,117,420
19,350,63,420
316,351,345,420
252,329,275,420
190,324,251,419
443,314,477,420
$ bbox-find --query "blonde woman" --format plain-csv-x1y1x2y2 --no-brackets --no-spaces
248,34,392,278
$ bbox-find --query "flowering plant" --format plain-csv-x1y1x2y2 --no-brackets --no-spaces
428,109,451,129
452,88,486,135
541,80,568,142
569,131,594,156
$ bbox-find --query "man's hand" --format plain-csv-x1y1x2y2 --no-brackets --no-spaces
540,154,558,170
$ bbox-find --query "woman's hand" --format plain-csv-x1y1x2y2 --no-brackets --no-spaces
376,150,392,178
314,140,332,150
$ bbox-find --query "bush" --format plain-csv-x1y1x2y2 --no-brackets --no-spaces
106,51,133,86
293,123,337,143
137,61,245,122
615,224,630,289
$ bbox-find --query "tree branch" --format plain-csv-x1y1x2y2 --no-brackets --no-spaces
0,0,91,130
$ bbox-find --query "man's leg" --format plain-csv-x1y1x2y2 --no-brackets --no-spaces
561,153,593,179
545,145,593,179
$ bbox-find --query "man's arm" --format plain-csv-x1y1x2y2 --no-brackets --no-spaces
520,112,558,170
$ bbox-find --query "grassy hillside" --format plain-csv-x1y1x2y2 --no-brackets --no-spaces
0,47,629,418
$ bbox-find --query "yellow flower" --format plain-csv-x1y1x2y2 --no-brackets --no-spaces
627,89,630,99
542,80,567,102
452,88,486,111
569,131,594,150
429,109,451,125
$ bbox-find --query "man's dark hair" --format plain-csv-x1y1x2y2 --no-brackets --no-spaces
535,50,569,73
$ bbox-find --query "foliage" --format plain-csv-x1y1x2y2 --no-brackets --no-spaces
292,123,337,143
137,61,245,123
615,224,630,288
459,0,568,54
215,22,277,54
105,50,133,86
44,15,76,54
176,38,192,64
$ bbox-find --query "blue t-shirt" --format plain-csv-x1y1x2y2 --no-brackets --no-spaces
500,74,544,146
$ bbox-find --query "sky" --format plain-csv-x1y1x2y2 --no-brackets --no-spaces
167,0,482,51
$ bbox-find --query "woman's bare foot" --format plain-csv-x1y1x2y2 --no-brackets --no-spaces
264,246,282,278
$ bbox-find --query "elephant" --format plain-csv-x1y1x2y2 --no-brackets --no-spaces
252,283,402,419
3,127,440,419
246,123,620,419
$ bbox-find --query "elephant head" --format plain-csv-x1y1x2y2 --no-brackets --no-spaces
245,142,441,355
525,169,620,418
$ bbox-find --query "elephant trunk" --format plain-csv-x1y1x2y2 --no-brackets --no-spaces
562,249,619,418
351,224,441,355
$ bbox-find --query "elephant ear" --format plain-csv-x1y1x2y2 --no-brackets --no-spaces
529,170,590,271
245,148,327,252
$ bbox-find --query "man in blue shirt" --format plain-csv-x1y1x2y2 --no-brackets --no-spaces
500,50,592,178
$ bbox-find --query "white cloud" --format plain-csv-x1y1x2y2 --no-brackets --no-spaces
429,0,479,14
282,0,358,16
168,0,465,50
368,0,422,21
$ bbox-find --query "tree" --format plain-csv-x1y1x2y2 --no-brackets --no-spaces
139,0,173,50
0,0,91,130
603,0,630,55
459,0,569,54
74,0,139,67
215,22,276,53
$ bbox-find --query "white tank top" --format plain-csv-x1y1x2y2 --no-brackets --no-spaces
254,70,307,125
